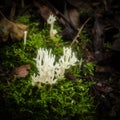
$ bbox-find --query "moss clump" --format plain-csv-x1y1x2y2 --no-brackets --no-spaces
0,76,95,120
0,15,95,120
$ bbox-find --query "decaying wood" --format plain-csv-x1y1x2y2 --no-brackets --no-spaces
33,0,81,40
33,1,53,21
33,0,78,31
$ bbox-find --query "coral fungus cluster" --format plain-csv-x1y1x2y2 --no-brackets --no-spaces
32,47,79,88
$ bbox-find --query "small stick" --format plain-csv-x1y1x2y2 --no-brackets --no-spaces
0,10,6,19
71,17,91,46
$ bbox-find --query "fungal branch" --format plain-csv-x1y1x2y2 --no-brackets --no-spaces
31,47,79,88
47,14,57,40
23,30,28,49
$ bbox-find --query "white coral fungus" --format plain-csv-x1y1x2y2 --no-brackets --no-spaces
47,14,56,24
23,30,28,49
32,47,79,88
47,14,57,39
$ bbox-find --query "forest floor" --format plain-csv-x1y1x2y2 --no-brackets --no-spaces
90,50,120,120
1,47,119,120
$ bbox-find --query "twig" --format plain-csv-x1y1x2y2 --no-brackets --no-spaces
0,10,6,19
9,2,16,20
71,17,91,46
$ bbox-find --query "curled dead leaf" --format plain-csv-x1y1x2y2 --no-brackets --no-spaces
0,18,28,43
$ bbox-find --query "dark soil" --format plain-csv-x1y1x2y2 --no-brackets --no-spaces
92,51,120,120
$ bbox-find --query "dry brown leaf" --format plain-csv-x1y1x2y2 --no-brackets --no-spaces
12,64,31,78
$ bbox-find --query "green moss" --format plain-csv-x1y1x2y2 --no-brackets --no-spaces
0,16,96,120
0,76,95,120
